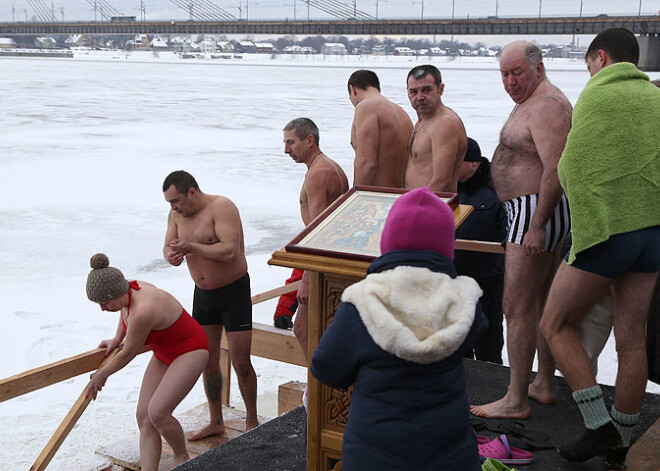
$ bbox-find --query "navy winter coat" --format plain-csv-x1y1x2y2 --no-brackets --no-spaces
311,250,486,471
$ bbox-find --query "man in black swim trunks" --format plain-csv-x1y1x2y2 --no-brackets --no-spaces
163,170,258,439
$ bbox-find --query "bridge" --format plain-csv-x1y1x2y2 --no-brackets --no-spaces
1,15,659,69
1,15,658,37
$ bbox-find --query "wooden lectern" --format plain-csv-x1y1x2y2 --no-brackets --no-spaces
268,187,472,471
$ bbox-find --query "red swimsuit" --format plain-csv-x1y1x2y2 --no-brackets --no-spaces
122,281,209,366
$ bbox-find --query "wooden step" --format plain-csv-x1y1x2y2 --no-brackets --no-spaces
96,405,270,470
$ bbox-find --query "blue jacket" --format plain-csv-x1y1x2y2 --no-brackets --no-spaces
455,157,507,279
311,250,486,471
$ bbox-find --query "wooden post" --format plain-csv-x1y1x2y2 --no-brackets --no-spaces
29,349,121,471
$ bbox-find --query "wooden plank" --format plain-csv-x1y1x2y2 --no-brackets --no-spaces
269,250,370,278
221,322,307,368
251,280,301,305
0,345,150,403
97,405,269,471
30,349,122,471
455,239,506,254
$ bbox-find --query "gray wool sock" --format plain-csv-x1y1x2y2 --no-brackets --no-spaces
611,406,639,447
572,385,611,430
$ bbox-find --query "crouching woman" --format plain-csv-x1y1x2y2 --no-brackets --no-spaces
85,253,209,471
311,187,486,471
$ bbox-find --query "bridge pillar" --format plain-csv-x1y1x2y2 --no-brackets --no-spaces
638,34,660,72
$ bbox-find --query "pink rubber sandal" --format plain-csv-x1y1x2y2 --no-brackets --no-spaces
478,434,533,465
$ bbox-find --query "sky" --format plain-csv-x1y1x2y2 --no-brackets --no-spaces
2,0,659,47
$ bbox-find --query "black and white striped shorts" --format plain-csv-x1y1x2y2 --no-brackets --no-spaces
503,193,571,252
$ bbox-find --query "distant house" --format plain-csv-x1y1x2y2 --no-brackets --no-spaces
429,47,447,56
65,34,91,48
321,42,347,55
0,38,16,49
35,37,57,49
126,34,150,49
282,45,316,54
198,39,217,53
254,42,274,53
477,46,497,57
393,46,414,56
238,40,255,53
170,37,192,52
151,37,169,50
217,41,234,53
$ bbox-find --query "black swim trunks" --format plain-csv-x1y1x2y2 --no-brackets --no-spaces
193,273,252,331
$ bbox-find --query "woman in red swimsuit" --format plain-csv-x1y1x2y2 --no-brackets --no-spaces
85,253,209,471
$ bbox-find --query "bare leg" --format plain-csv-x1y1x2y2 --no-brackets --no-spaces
611,272,658,414
227,330,259,430
187,325,227,441
148,349,209,467
471,244,556,419
540,261,611,391
529,250,562,404
293,303,309,363
137,355,167,471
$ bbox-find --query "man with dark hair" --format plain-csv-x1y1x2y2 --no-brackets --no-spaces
405,64,467,193
162,170,258,439
540,28,660,467
455,138,507,364
585,27,639,65
282,118,349,361
347,69,413,188
471,41,573,420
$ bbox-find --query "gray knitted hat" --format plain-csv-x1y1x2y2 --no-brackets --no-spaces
86,253,129,302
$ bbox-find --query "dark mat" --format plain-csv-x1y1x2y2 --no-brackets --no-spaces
174,406,306,471
176,360,660,470
466,358,660,470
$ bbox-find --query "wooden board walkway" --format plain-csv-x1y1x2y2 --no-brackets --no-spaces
96,404,271,471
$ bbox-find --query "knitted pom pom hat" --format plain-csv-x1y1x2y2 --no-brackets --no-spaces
380,186,455,259
86,253,129,302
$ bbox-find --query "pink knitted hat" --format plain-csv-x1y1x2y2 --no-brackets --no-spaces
380,186,455,259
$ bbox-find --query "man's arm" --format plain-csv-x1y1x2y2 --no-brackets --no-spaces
427,118,462,192
298,170,342,305
353,104,381,186
172,198,243,262
523,96,572,256
163,212,184,266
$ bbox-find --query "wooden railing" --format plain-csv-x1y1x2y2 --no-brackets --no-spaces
0,280,303,471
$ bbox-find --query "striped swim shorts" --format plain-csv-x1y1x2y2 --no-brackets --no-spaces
503,193,570,252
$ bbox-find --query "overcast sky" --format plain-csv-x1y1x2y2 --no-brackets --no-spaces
2,0,659,46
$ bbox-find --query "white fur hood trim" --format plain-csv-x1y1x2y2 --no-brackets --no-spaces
342,265,483,364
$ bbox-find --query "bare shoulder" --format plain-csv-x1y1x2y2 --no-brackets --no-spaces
305,158,347,186
429,108,464,136
209,195,239,214
355,97,384,120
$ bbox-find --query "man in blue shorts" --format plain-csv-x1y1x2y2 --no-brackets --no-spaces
540,28,660,469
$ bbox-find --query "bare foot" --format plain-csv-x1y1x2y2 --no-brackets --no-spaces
186,422,226,441
171,453,190,469
246,419,259,431
528,382,556,405
470,396,531,420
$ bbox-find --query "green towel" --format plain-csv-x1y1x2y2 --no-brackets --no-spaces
558,62,660,264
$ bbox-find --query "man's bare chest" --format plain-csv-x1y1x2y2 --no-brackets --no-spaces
177,215,219,244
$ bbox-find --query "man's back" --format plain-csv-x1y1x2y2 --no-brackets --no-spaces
352,95,413,188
